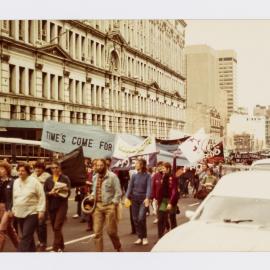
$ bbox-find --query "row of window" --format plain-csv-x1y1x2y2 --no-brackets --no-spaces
126,56,181,93
7,64,184,121
9,105,174,137
3,20,183,88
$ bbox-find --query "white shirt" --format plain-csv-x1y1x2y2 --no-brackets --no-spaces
12,175,46,218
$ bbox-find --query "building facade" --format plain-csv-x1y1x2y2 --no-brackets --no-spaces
227,113,266,151
0,20,186,140
217,50,237,121
184,45,226,139
253,104,270,148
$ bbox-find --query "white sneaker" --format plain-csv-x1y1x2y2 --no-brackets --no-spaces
72,214,79,219
153,218,158,224
142,238,149,245
134,239,142,245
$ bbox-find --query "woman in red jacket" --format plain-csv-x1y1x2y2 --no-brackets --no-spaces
156,162,179,239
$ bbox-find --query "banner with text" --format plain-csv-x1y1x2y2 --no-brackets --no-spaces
113,134,157,159
41,121,115,158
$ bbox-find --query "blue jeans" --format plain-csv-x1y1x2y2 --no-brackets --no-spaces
131,199,147,239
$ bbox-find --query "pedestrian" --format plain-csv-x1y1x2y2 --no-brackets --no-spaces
44,161,71,252
151,161,164,224
201,168,218,187
0,161,19,252
31,161,51,251
125,159,151,245
105,157,112,171
91,159,122,252
155,162,179,239
12,163,46,252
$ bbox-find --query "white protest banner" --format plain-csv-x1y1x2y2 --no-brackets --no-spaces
179,128,209,164
41,121,115,158
113,134,157,159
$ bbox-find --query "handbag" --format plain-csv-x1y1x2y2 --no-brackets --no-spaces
159,198,169,212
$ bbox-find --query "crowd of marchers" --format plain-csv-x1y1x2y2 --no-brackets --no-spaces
0,157,222,252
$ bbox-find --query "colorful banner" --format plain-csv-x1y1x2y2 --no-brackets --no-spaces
179,128,209,164
113,134,157,159
41,121,115,159
205,141,225,164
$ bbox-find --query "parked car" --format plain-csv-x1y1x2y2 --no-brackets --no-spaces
152,170,270,251
250,158,270,171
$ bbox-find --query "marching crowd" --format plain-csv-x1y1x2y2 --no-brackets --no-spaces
0,157,222,252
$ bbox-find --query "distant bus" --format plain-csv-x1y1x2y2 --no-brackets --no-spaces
0,137,52,162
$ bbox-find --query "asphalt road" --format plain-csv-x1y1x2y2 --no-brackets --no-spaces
4,194,200,252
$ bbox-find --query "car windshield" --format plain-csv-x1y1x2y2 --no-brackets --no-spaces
196,196,270,227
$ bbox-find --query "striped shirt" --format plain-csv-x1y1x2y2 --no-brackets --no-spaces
96,176,104,202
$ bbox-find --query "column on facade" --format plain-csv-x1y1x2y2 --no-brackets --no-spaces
78,81,82,104
53,110,58,122
62,110,70,123
110,76,115,110
24,106,30,121
14,65,19,94
0,60,9,93
44,108,50,121
23,20,28,43
78,35,82,60
35,68,43,98
135,118,139,136
54,75,58,100
98,43,102,67
70,79,75,103
85,80,91,106
70,32,75,58
46,20,51,43
63,74,70,102
93,40,96,66
115,77,119,110
13,20,19,40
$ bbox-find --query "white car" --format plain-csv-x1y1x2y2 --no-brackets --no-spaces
250,158,270,171
152,170,270,251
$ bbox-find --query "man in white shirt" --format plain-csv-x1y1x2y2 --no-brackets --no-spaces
12,163,45,252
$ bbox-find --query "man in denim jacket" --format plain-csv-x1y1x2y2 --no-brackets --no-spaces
91,159,122,252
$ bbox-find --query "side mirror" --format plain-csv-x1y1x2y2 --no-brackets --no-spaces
185,210,195,219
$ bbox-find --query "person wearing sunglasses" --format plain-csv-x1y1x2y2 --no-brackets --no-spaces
44,161,71,252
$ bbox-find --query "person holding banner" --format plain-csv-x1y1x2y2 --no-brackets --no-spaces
44,161,71,252
125,159,151,246
91,159,122,252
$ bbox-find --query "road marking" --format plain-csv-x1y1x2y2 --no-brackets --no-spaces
46,234,96,251
188,202,200,207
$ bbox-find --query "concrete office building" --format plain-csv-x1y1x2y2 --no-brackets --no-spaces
184,45,227,139
217,50,237,121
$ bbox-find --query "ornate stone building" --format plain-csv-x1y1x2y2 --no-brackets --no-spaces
0,20,186,140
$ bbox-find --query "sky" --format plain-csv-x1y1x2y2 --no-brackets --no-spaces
185,20,270,112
